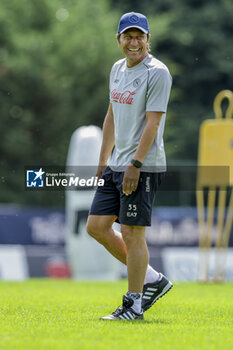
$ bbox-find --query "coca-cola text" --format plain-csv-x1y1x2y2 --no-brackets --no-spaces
111,89,135,105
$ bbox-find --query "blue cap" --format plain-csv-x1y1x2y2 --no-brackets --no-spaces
118,12,149,34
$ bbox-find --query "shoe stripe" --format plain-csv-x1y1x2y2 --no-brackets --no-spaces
147,287,158,292
122,313,130,320
156,282,173,300
127,311,134,320
142,281,173,311
144,291,154,296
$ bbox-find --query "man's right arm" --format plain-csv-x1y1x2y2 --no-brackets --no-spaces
96,103,115,179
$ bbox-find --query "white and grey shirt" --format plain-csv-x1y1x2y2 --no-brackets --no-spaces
108,54,172,173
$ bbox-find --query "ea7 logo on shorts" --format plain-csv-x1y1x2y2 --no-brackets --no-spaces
26,168,45,188
127,204,138,217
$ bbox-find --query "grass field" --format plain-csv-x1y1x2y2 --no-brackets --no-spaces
0,279,233,350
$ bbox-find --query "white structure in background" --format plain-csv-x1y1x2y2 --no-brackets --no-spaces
0,245,29,280
65,126,121,280
162,247,233,281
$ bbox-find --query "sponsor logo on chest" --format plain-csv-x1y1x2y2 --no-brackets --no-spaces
111,89,135,105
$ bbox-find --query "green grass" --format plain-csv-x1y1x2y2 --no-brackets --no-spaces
0,279,233,350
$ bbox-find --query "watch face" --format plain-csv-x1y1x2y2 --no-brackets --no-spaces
131,159,142,168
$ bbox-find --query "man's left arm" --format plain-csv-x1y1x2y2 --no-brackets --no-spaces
122,111,163,196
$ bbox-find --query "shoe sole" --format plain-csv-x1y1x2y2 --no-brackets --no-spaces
143,281,173,311
100,317,143,321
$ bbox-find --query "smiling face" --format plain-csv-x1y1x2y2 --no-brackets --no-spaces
118,28,150,68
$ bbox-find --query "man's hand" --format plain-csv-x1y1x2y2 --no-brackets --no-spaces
122,164,140,196
96,165,107,180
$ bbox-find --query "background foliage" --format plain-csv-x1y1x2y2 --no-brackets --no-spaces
0,0,232,206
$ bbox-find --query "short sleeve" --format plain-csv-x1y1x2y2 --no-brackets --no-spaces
109,66,114,101
146,68,172,112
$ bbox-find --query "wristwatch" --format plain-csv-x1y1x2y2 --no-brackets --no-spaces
131,159,143,168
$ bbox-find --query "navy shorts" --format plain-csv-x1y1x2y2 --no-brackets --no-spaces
89,166,163,226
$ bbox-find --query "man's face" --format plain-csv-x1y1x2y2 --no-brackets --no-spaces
118,28,149,67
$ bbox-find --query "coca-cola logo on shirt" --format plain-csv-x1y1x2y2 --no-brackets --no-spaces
111,89,135,105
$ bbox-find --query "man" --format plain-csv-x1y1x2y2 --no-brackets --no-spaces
86,12,173,320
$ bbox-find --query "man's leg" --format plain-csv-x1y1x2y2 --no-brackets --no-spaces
86,214,158,282
87,214,172,315
121,225,148,293
86,215,127,264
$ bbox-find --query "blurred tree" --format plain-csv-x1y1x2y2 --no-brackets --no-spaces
111,0,233,160
0,0,120,206
159,0,233,160
110,0,175,14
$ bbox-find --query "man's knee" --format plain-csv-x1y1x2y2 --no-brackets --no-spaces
86,215,115,242
121,225,146,247
86,216,102,240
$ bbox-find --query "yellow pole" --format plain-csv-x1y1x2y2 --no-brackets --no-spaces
214,187,227,282
223,188,233,250
218,188,233,281
196,189,206,282
205,188,216,282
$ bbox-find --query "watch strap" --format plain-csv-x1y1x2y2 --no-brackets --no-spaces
131,159,143,168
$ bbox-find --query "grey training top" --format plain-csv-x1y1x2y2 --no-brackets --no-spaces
108,54,172,173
